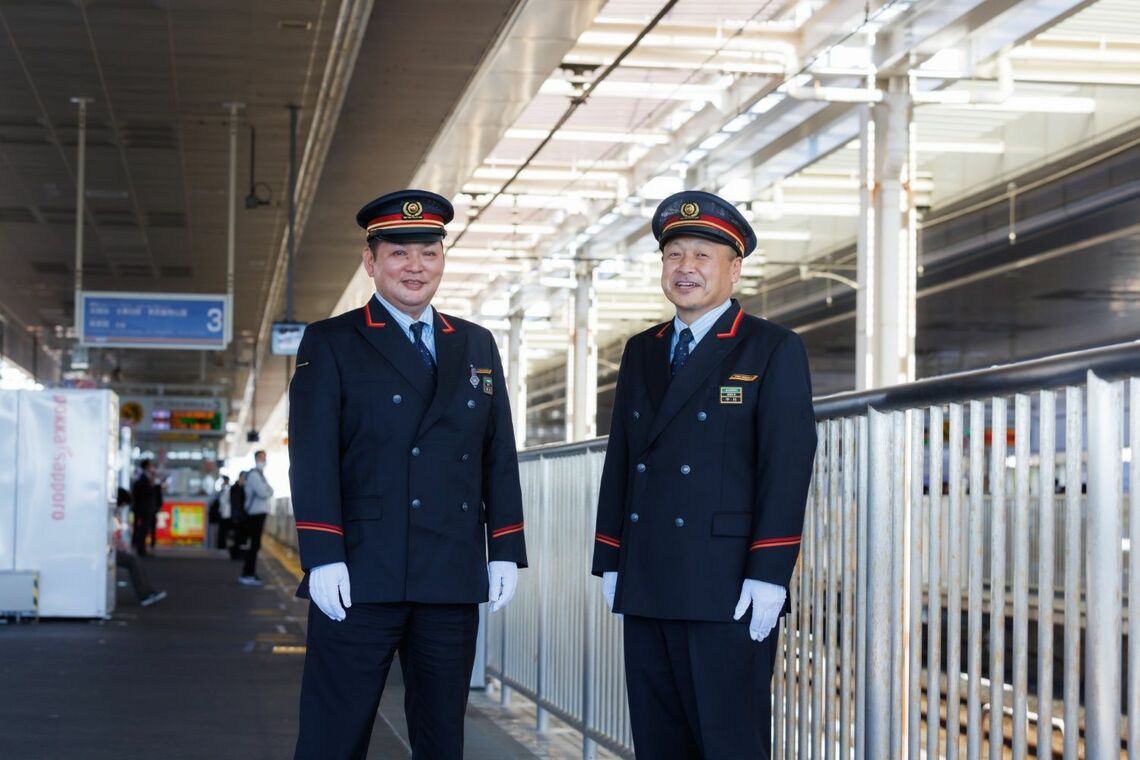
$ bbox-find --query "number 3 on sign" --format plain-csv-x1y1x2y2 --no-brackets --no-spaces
206,307,223,333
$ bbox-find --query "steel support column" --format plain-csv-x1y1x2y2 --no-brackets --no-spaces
71,96,92,335
857,77,916,390
507,292,527,447
569,263,597,442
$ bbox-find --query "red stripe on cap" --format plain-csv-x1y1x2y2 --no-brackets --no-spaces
716,308,744,339
366,212,446,226
662,214,745,254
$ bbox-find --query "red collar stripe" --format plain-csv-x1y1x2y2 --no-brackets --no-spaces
662,215,745,254
716,308,744,339
595,532,621,549
296,521,344,537
654,322,670,339
366,213,446,233
438,313,456,334
491,521,524,539
364,302,386,328
750,535,801,551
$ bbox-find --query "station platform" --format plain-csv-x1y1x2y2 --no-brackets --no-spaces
0,542,540,760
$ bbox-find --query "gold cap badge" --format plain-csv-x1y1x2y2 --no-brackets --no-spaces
402,200,423,219
679,201,700,219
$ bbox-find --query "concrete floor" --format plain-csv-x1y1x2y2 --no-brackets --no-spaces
0,545,533,759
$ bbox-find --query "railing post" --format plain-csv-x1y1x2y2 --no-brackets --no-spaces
535,456,550,732
582,454,597,760
1085,371,1123,758
865,408,894,758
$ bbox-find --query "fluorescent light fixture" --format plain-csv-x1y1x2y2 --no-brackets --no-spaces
752,200,860,217
934,96,1096,114
699,133,730,151
473,167,623,182
719,177,753,202
681,148,708,165
480,300,510,318
756,230,811,242
917,140,1006,154
458,223,558,235
525,302,553,319
540,276,579,289
540,79,727,102
639,175,685,200
505,127,669,145
749,94,783,114
721,114,755,133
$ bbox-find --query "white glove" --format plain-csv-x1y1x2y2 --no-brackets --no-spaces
488,561,518,612
309,561,352,622
602,571,618,612
732,579,786,642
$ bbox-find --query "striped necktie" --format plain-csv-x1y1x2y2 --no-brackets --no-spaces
410,322,436,376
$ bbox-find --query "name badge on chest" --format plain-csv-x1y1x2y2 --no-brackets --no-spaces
720,386,743,405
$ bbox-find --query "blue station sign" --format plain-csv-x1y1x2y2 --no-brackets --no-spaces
78,291,231,350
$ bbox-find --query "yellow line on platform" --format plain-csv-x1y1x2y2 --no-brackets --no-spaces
263,535,304,582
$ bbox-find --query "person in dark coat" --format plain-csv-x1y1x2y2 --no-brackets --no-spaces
227,471,247,560
130,459,158,557
592,190,818,759
289,189,528,760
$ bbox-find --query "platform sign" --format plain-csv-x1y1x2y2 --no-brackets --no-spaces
78,291,231,350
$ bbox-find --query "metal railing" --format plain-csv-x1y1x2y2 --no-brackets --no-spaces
268,340,1140,758
490,340,1140,759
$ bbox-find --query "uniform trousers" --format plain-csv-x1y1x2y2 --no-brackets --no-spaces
623,614,778,760
295,600,479,760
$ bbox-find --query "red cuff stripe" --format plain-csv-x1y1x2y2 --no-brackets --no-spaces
750,536,801,551
491,522,524,539
595,533,621,549
296,521,344,536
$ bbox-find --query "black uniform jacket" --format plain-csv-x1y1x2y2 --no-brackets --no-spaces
288,295,528,604
591,300,817,622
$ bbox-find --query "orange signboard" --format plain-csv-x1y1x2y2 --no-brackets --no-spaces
156,501,207,546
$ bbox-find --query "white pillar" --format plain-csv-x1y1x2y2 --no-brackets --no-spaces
857,77,916,390
855,105,873,390
507,295,527,448
570,262,597,442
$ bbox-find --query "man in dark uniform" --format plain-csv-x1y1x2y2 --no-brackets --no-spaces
289,189,528,759
592,190,817,759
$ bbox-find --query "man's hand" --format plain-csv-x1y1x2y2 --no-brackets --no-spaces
732,579,786,642
602,571,618,612
309,561,352,621
488,561,518,612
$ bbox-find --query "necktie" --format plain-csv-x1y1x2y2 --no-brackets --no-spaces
410,322,436,376
670,327,693,378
